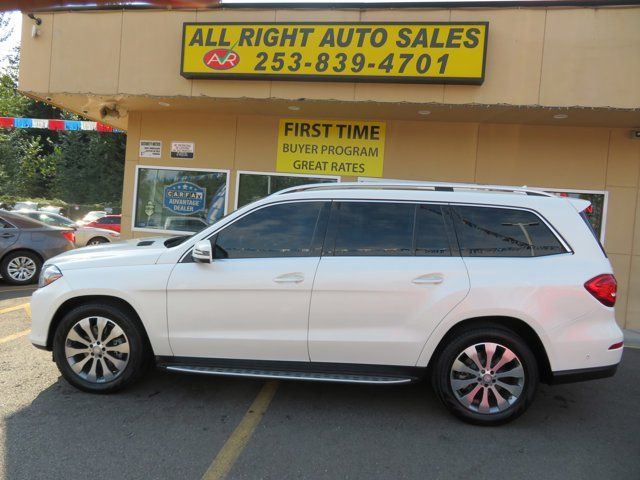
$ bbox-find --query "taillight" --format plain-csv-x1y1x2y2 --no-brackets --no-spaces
62,230,75,244
584,274,617,307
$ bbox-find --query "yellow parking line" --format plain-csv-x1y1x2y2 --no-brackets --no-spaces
202,381,279,480
0,329,30,345
0,303,30,315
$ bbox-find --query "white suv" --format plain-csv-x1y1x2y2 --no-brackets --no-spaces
30,182,623,425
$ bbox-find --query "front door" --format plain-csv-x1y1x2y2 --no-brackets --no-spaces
167,200,329,361
308,201,470,366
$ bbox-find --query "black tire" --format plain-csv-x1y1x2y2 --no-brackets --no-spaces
0,250,42,285
53,303,150,393
432,326,539,426
86,237,108,246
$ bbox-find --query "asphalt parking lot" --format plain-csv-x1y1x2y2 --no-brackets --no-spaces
1,281,639,480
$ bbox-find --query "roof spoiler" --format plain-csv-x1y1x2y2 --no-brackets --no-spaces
566,198,592,212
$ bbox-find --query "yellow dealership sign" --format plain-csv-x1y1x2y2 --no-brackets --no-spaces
276,119,386,177
181,23,488,84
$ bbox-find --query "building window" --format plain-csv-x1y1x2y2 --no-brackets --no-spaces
543,190,607,243
134,167,228,233
236,172,338,208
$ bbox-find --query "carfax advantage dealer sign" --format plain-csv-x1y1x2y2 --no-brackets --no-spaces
181,23,488,84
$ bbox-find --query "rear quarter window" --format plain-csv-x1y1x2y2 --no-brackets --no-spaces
451,206,566,257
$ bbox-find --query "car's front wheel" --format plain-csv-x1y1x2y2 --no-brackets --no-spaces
432,326,539,426
53,303,149,393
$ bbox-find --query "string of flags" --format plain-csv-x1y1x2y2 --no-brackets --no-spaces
0,117,124,133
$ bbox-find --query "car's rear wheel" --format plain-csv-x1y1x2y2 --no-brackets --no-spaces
432,326,539,426
53,303,149,393
0,250,42,285
86,237,108,246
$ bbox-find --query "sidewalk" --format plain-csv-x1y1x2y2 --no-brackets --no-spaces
624,329,640,349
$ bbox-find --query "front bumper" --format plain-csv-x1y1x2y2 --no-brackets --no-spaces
29,276,72,349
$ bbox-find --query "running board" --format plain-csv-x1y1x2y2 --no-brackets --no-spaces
163,365,415,385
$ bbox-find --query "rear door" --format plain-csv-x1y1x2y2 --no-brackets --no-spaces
308,201,470,366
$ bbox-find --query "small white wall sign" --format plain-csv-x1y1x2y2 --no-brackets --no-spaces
170,141,195,159
139,140,162,158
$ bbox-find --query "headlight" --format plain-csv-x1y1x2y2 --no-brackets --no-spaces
39,265,63,288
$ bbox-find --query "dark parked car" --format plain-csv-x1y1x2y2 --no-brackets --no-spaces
0,210,75,285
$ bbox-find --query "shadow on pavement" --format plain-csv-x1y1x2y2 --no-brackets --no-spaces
4,351,640,480
3,369,262,480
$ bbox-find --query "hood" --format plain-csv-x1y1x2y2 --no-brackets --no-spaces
46,236,175,271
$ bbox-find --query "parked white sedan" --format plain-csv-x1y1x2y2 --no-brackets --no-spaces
15,211,120,246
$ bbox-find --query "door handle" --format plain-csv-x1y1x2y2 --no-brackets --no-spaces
273,273,305,284
412,273,444,285
0,233,14,238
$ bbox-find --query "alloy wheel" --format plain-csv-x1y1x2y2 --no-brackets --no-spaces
449,342,525,414
7,256,37,281
64,316,130,383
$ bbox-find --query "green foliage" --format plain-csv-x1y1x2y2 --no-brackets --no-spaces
0,42,125,209
53,131,126,205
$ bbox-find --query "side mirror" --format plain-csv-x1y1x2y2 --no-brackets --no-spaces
192,240,212,263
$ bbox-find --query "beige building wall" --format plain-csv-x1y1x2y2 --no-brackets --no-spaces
121,112,640,330
16,6,640,330
19,7,640,109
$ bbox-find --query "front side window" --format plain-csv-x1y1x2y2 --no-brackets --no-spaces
214,202,327,259
452,206,566,257
237,173,337,208
135,168,227,233
332,202,415,256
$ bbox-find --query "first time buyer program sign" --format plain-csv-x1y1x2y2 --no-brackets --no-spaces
277,119,386,177
181,23,488,84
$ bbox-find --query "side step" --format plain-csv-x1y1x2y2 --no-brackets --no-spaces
164,365,415,385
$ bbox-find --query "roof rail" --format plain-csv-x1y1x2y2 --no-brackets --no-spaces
273,181,555,198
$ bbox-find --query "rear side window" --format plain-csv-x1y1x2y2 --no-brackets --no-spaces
214,201,327,259
451,206,566,257
332,202,415,256
415,204,452,256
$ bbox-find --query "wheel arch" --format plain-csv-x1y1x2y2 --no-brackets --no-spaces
46,295,153,356
427,316,552,384
87,236,108,244
0,248,45,266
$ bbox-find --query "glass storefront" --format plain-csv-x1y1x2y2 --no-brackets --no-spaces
134,167,227,233
236,172,338,208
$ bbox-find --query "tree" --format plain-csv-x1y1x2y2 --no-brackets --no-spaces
0,33,126,208
53,131,125,205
